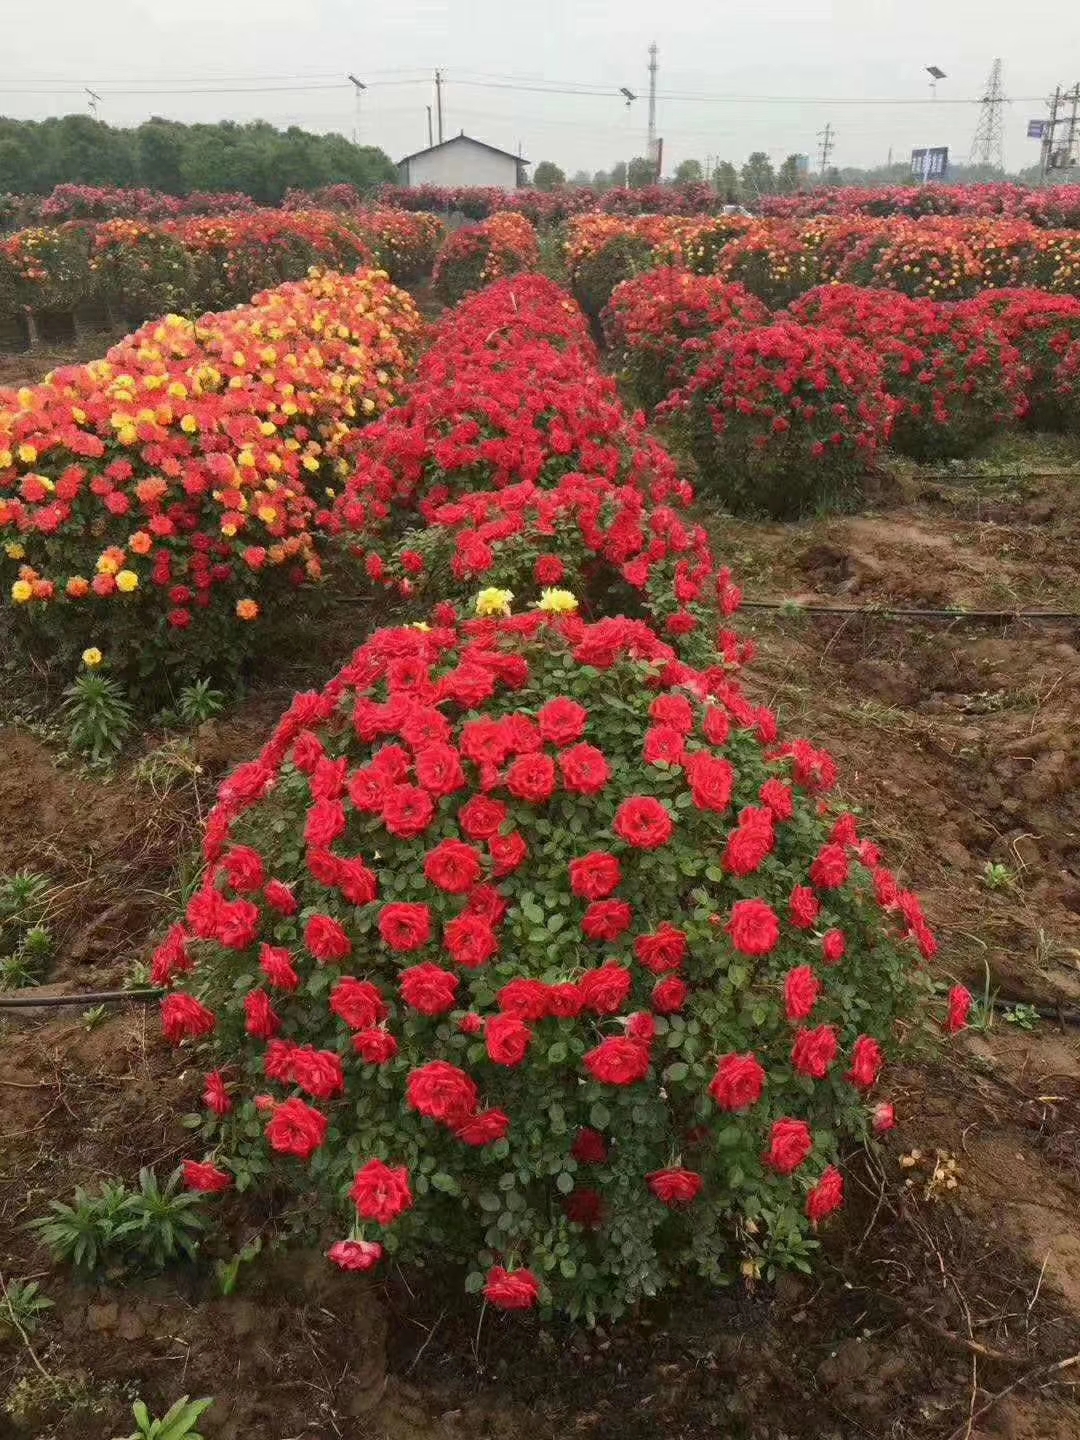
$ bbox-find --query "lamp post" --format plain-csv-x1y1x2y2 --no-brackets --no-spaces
620,87,637,187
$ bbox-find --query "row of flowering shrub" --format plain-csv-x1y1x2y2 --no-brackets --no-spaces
761,183,1080,228
0,184,259,229
432,214,539,305
564,213,1080,319
379,182,725,223
0,268,423,695
0,210,445,336
154,269,971,1320
604,268,1078,493
328,274,745,663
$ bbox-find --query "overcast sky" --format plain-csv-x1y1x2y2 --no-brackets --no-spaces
5,0,1075,176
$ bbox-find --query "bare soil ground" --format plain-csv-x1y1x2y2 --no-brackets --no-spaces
2,374,1080,1436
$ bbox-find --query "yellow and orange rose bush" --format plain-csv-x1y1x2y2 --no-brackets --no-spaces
0,267,423,696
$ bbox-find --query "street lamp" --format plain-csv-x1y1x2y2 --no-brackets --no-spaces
926,65,946,101
347,73,367,145
619,87,637,187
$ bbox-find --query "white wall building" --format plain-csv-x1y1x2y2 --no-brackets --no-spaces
397,134,529,190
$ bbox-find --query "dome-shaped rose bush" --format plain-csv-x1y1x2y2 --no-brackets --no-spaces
658,323,894,518
716,228,820,308
161,602,936,1319
565,215,660,323
603,269,770,411
432,213,539,305
788,285,1025,459
957,288,1080,429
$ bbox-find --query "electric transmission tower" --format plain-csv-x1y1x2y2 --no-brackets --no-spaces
969,58,1007,170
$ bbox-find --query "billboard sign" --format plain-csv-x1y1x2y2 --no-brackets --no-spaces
911,146,949,181
1027,119,1048,139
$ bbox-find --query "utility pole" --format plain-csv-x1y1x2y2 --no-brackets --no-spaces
434,69,444,144
1068,82,1080,170
817,122,835,177
426,106,434,148
968,58,1007,171
86,88,101,120
347,74,366,146
647,42,659,175
1041,86,1062,180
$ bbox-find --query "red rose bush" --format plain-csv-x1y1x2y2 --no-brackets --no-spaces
788,285,1026,459
432,213,539,305
602,268,769,410
658,322,895,517
331,275,749,666
162,597,937,1319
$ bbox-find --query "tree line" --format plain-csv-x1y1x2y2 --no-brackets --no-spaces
533,152,1043,197
0,115,396,202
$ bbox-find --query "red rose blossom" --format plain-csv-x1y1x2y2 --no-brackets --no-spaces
806,1166,844,1224
647,1167,702,1207
455,1108,511,1145
848,1035,884,1090
400,962,459,1015
635,923,688,973
582,899,633,942
613,795,674,851
569,851,622,900
306,914,352,963
379,902,432,953
709,1053,766,1111
328,1239,383,1271
424,839,483,894
266,1098,328,1160
486,1013,533,1066
789,885,821,930
572,1127,609,1164
792,1024,839,1080
784,966,821,1023
506,752,557,804
559,743,611,795
583,1036,650,1085
538,697,588,746
728,899,780,956
652,976,688,1013
822,929,847,964
183,1160,232,1193
579,964,633,1016
350,1158,414,1224
945,985,972,1034
407,1060,479,1124
764,1118,814,1174
353,1027,399,1064
484,1265,540,1310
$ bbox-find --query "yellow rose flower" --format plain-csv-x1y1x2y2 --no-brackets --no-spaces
475,587,514,617
115,570,139,593
82,647,103,668
537,588,579,614
5,542,25,560
11,580,33,602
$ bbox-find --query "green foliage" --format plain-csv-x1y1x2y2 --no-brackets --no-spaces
533,161,566,192
673,159,704,185
29,1167,205,1273
0,114,394,202
116,1395,214,1440
62,671,134,765
0,1279,53,1338
177,679,226,728
0,869,54,989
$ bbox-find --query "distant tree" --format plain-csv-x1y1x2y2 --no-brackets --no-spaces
0,115,395,200
570,169,592,187
533,160,566,191
592,169,612,190
627,155,655,187
777,154,803,191
609,161,628,188
712,161,740,202
674,158,703,184
740,151,776,198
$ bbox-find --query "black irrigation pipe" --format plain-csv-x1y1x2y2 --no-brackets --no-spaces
741,600,1080,623
0,987,163,1009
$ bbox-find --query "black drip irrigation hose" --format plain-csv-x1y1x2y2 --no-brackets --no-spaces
0,987,163,1009
740,600,1080,623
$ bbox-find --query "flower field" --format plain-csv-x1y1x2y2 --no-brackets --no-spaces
3,188,1080,1440
0,209,445,346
